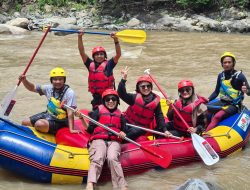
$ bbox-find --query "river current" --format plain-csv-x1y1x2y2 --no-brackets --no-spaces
0,31,250,190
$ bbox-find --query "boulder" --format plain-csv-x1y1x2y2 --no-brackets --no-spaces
6,18,29,29
0,24,27,34
127,18,141,27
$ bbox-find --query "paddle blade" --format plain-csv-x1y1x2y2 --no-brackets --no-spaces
116,30,146,44
140,145,172,168
0,85,18,117
191,133,219,166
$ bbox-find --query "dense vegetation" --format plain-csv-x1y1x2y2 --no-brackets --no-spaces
1,0,250,14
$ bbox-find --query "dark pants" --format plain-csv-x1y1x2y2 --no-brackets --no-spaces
91,93,102,110
166,121,190,137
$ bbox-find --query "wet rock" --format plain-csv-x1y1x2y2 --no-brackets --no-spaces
176,178,222,190
0,14,9,24
127,18,140,27
0,24,27,34
221,7,248,20
0,24,11,34
6,17,29,29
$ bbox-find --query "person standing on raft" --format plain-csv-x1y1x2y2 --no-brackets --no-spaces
78,30,121,110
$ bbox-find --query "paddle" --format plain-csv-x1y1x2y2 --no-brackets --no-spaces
126,123,183,140
42,27,146,44
62,103,172,168
144,69,219,166
0,26,51,118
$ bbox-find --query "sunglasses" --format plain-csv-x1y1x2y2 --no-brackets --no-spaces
179,87,192,93
105,96,117,102
139,84,152,90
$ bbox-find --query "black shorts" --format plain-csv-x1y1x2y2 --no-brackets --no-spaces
30,112,68,134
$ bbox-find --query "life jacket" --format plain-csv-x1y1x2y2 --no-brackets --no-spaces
219,71,243,105
90,105,122,142
125,93,160,128
47,85,69,120
88,61,115,95
173,95,207,132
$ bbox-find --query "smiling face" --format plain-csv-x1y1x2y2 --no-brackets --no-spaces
104,95,118,109
51,76,65,89
138,82,152,96
179,86,193,99
222,57,234,71
93,52,106,63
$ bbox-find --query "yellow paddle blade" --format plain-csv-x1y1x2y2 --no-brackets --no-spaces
116,30,146,44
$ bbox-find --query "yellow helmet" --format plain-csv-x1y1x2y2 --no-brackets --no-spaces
220,52,236,65
50,67,66,78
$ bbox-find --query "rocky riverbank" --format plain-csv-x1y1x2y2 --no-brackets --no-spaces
1,4,250,35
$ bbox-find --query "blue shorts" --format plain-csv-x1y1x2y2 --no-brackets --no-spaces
30,112,68,134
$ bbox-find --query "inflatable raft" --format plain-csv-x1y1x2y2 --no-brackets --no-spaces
0,107,250,184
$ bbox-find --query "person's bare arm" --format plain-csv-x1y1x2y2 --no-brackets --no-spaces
19,75,36,92
111,32,121,63
78,31,88,63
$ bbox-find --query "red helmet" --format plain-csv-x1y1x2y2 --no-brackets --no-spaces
178,80,194,90
102,89,119,99
136,75,152,85
92,46,107,58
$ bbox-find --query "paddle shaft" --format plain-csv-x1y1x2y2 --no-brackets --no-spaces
144,69,191,129
48,28,110,35
63,104,142,147
17,26,51,86
127,123,181,140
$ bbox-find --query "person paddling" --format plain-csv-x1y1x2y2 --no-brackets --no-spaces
75,89,128,190
78,30,121,110
118,66,167,141
206,52,250,131
19,67,78,134
160,80,208,137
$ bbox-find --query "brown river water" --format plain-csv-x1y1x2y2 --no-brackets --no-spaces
0,31,250,190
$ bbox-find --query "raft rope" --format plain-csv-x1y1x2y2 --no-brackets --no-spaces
0,117,88,157
121,139,192,154
0,129,88,158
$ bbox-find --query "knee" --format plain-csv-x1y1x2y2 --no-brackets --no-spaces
92,155,106,167
107,153,119,163
34,120,49,132
21,119,31,126
213,111,225,120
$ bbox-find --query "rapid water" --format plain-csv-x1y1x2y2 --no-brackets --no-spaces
0,31,250,190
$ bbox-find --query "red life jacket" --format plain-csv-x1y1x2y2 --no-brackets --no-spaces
173,95,208,132
125,93,160,128
88,61,115,94
90,105,122,142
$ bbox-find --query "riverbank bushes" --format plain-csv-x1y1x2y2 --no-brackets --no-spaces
1,0,250,14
